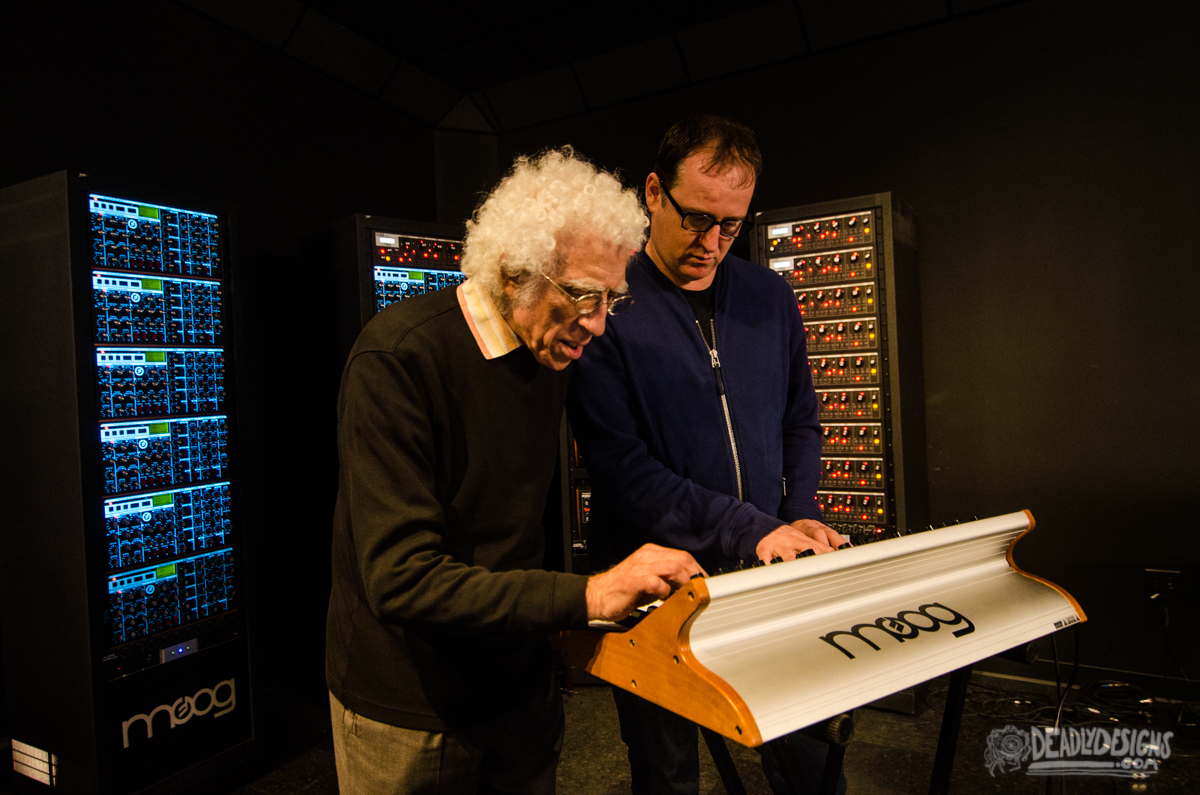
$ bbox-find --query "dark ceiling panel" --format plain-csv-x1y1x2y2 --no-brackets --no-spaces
314,0,584,92
469,92,503,132
485,66,588,130
181,0,1020,128
284,9,398,95
798,0,947,51
180,0,306,49
676,1,808,82
313,0,494,71
418,38,550,95
439,96,496,133
573,35,688,108
952,0,1021,14
307,0,786,93
380,63,463,125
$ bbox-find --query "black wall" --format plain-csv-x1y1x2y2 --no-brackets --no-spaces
2,0,1196,726
500,0,1200,681
1,0,436,709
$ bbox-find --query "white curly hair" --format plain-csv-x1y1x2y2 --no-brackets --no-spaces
461,147,648,315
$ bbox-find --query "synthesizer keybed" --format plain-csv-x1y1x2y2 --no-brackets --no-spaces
557,512,1085,747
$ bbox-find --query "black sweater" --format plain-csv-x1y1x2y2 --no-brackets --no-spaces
326,287,590,730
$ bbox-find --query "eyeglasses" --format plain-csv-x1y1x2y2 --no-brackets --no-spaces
660,182,752,239
541,273,634,316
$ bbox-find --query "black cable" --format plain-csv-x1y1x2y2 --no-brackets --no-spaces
1046,633,1062,795
1159,603,1198,727
1079,680,1155,721
1039,628,1078,795
1053,624,1082,731
922,679,1061,723
1050,632,1062,706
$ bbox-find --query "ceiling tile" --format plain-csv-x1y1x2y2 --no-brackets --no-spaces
797,0,947,51
380,63,462,125
181,0,305,49
951,0,1017,14
469,92,503,131
439,96,496,133
484,67,587,131
574,35,689,108
676,1,807,82
284,9,398,95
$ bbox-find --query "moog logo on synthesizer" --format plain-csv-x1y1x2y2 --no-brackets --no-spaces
819,602,975,660
121,679,236,748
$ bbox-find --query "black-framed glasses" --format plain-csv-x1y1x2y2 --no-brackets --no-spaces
660,183,753,239
540,273,634,316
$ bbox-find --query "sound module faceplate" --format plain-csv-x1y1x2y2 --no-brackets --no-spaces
87,192,242,665
89,194,220,278
371,230,464,314
96,348,225,418
752,195,927,544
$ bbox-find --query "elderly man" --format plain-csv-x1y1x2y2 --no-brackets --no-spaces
568,116,848,793
326,148,702,794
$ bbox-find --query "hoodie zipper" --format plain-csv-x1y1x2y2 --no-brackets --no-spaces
696,318,744,501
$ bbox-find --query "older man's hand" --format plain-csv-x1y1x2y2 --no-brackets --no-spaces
585,544,705,622
755,519,848,563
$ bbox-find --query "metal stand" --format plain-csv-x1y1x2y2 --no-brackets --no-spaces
819,744,846,795
928,664,973,795
701,713,853,795
766,734,809,795
701,727,748,795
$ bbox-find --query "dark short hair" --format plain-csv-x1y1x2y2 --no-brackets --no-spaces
653,113,763,191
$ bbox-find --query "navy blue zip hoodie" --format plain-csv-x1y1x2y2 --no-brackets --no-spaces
567,251,824,570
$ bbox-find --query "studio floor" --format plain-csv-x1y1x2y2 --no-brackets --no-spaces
3,670,1193,794
214,670,1197,795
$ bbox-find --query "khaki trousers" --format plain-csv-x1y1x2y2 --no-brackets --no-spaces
329,680,563,794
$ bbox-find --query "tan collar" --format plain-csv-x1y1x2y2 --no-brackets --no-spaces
457,279,523,359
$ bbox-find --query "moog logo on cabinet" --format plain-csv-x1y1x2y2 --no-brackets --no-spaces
121,678,236,748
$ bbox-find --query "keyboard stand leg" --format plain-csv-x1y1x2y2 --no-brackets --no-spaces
764,736,799,795
700,727,748,795
818,743,845,795
929,664,972,795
